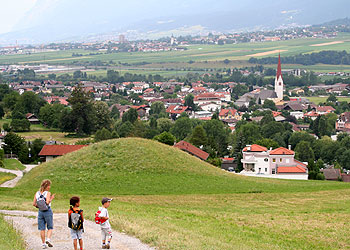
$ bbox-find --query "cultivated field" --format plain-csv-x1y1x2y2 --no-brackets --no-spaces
1,138,350,249
1,33,350,76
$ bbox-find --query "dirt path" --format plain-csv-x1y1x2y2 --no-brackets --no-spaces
0,164,38,188
1,210,155,250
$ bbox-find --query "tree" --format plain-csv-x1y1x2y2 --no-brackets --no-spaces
149,101,166,118
94,101,112,130
39,103,65,128
262,99,276,111
260,112,274,126
184,94,196,110
261,121,285,139
118,121,134,137
237,123,261,144
288,131,315,149
170,117,193,140
17,92,46,115
338,149,350,169
95,128,112,142
254,138,279,149
10,119,30,132
327,94,337,103
3,92,20,110
110,106,120,120
3,132,25,156
295,141,315,162
29,138,45,162
66,85,96,135
157,118,173,133
122,108,138,124
153,132,176,146
189,125,207,147
203,119,230,157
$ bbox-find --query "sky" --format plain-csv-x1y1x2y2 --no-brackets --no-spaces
0,0,37,34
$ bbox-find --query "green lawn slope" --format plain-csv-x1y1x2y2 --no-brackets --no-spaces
17,138,350,195
2,138,350,249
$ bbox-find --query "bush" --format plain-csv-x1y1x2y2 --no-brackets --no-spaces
207,158,222,168
315,173,325,180
153,132,176,146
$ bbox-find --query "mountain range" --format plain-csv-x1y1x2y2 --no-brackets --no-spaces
0,0,349,45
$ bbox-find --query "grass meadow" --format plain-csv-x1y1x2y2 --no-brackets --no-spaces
0,172,16,185
307,96,350,105
0,215,26,250
0,138,350,249
3,159,25,171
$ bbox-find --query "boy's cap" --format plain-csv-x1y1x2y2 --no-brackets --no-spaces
101,197,113,204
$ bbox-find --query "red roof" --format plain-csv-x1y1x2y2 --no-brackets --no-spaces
272,111,282,117
166,105,189,114
277,166,307,173
270,147,294,155
243,144,268,152
219,108,237,117
174,141,209,160
39,145,88,156
316,106,335,112
276,53,283,80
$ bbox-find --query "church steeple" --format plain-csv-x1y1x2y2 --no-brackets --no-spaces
274,53,284,101
276,53,282,80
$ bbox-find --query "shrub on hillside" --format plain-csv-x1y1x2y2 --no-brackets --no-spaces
153,132,176,146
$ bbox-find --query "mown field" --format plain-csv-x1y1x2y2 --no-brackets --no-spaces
0,172,16,185
0,138,350,249
307,96,350,105
1,33,350,75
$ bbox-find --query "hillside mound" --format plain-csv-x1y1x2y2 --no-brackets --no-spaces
17,138,349,195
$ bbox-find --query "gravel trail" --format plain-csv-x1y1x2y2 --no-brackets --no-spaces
0,210,155,250
0,164,38,188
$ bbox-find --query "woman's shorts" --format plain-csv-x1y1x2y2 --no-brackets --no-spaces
38,207,53,230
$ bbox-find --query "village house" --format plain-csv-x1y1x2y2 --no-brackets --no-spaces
336,112,350,132
26,113,40,124
39,145,88,162
166,105,191,120
219,108,241,121
240,144,308,180
194,93,222,106
272,111,286,122
316,106,335,115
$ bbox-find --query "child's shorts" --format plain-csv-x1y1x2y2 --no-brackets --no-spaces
70,229,83,240
101,228,112,241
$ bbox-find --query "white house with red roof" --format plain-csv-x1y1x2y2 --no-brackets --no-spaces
240,144,308,180
39,145,88,162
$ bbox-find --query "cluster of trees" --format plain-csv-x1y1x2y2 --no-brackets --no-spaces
249,50,350,65
0,85,47,132
40,85,112,135
3,132,44,164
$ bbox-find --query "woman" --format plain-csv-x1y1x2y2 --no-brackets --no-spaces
33,179,55,249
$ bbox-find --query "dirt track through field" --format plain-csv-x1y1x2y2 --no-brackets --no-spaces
310,41,344,47
1,210,155,250
246,49,287,57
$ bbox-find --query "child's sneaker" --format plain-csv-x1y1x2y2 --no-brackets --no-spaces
106,244,110,249
46,240,53,247
42,243,47,249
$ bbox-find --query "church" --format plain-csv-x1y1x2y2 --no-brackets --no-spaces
234,54,284,107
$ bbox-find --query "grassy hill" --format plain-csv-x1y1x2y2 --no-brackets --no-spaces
16,138,350,195
1,138,350,249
